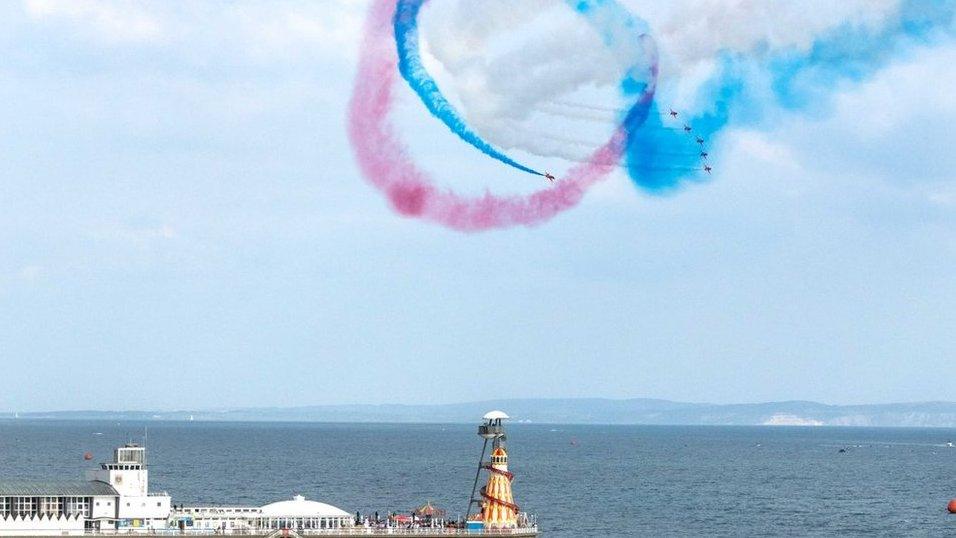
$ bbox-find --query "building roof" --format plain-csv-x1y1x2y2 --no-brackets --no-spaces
259,495,350,519
0,480,118,496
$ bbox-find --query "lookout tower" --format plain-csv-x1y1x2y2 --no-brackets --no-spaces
88,444,149,497
466,411,520,529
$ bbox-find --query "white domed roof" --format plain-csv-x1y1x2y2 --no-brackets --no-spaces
483,410,509,420
260,495,350,518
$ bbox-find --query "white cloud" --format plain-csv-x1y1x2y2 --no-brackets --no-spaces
633,0,900,74
729,130,800,171
23,0,165,43
228,2,366,60
926,185,956,207
18,265,44,282
774,43,956,186
20,0,367,59
92,222,177,247
828,45,956,137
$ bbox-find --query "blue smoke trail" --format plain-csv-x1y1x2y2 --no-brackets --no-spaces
393,0,659,180
393,0,545,177
637,0,956,193
393,0,955,195
571,0,704,193
769,0,956,110
567,0,654,99
620,60,744,194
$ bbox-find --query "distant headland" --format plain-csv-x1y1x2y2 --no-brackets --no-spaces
3,398,956,427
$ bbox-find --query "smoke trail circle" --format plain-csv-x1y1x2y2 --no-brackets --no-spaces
347,0,657,232
394,0,546,178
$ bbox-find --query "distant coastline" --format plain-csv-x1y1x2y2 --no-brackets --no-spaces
3,398,956,427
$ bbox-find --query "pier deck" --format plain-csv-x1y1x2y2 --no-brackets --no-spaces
9,530,538,538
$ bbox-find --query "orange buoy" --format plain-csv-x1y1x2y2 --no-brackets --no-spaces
83,452,93,461
948,499,956,514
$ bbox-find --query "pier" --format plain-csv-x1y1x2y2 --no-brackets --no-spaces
0,413,537,537
72,531,538,537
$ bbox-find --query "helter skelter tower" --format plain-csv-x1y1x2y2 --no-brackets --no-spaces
467,411,520,529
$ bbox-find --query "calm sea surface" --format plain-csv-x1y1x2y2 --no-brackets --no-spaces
0,421,953,536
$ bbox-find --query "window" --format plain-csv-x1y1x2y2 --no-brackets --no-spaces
39,496,61,515
14,497,36,516
68,498,92,518
0,497,10,515
65,497,81,516
157,502,162,507
117,448,145,465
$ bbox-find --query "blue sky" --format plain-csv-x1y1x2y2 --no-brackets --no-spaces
1,0,955,411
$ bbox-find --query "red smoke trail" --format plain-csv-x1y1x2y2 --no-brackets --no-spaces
347,0,639,232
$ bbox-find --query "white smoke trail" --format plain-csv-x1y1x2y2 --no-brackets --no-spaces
419,0,911,170
627,0,902,74
535,102,618,123
420,0,635,159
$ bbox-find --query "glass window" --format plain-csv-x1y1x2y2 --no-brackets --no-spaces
40,497,62,515
14,497,36,516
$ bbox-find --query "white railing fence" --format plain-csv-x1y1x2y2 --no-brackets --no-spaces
79,528,537,536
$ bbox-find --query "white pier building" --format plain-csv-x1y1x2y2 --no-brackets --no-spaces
173,495,353,533
0,444,354,536
0,444,171,535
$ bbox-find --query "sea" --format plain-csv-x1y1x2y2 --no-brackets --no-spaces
0,421,954,537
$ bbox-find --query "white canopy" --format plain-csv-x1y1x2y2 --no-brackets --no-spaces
259,495,350,518
483,410,509,420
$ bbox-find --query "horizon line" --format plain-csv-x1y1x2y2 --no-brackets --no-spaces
4,396,956,416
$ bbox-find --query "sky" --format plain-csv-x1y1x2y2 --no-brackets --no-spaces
1,0,955,412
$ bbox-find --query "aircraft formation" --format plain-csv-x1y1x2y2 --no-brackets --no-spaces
672,109,712,175
534,102,715,184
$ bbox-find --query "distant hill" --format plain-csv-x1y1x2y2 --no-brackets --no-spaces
3,398,956,427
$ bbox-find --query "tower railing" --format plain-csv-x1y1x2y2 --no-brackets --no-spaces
477,424,504,438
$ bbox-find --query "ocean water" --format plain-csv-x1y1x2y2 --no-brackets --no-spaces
0,421,954,536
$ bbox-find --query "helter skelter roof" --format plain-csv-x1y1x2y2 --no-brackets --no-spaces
0,480,118,496
259,495,350,519
483,410,509,420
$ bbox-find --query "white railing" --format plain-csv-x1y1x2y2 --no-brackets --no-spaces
81,528,537,536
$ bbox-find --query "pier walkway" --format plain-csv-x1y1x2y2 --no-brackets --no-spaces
10,530,538,538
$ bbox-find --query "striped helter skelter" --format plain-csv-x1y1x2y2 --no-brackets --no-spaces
480,447,518,529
